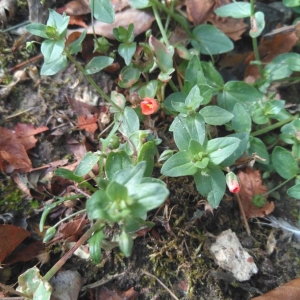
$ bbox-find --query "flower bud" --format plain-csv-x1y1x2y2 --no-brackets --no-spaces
226,171,240,193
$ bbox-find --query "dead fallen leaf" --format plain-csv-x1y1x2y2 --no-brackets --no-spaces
251,277,300,300
207,15,248,41
186,0,215,25
0,127,32,173
78,114,98,133
4,241,45,265
185,0,247,40
56,0,90,15
67,8,155,40
0,224,30,263
14,123,49,151
96,286,139,300
236,167,275,218
245,31,299,82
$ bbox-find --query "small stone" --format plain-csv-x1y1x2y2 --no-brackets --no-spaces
210,229,258,281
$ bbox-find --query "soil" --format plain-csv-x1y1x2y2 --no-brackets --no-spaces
1,1,300,300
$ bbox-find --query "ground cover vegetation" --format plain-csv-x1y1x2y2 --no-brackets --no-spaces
1,0,300,299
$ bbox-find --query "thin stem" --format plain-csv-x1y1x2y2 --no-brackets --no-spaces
64,50,122,113
250,0,263,77
251,115,297,137
236,193,251,236
152,4,170,47
43,219,105,281
150,0,193,38
52,209,86,229
262,177,295,197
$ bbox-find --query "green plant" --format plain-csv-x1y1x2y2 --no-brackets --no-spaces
21,0,300,297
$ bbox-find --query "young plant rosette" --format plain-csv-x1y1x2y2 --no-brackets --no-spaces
140,98,159,115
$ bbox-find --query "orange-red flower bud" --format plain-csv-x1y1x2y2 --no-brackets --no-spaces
140,98,159,115
226,171,240,193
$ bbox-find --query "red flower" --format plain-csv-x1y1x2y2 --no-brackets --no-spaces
226,171,240,193
140,98,159,115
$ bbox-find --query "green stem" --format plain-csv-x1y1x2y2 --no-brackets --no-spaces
262,177,295,197
250,0,263,77
43,219,105,281
64,50,122,113
251,115,297,137
152,4,170,47
150,0,193,38
52,209,86,229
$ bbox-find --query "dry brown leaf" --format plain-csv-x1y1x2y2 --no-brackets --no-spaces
185,0,247,40
186,0,215,25
14,123,49,151
77,114,98,133
56,0,90,15
236,167,275,218
251,278,300,300
207,15,248,41
0,127,32,173
67,8,155,40
245,31,299,82
0,224,30,263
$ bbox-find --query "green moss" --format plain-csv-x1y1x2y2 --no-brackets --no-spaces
0,179,24,212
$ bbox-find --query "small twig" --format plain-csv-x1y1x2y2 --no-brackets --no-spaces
0,283,26,298
141,269,179,300
81,272,126,291
235,193,251,236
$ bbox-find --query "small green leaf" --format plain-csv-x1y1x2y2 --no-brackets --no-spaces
106,181,128,202
89,229,106,264
163,92,185,113
207,137,240,164
200,106,233,125
117,106,140,137
17,267,52,300
26,23,48,38
74,152,99,176
113,161,146,185
40,54,67,76
231,103,252,132
90,0,115,23
149,35,174,73
137,141,157,177
41,39,64,63
84,56,114,74
171,101,189,114
118,65,141,88
247,137,269,164
185,85,203,110
220,132,249,167
172,115,206,150
192,24,233,55
118,231,133,257
69,30,87,54
249,11,265,38
129,0,151,8
287,184,300,199
214,2,251,18
272,146,298,179
87,190,111,220
106,151,132,180
118,42,137,65
138,80,158,98
43,227,56,242
47,9,69,36
194,167,226,208
283,0,300,7
54,168,85,182
161,151,197,176
219,81,262,112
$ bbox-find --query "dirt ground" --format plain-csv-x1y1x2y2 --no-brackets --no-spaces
1,1,300,299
